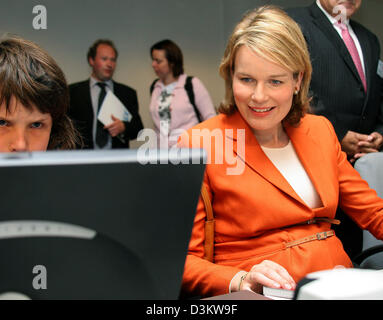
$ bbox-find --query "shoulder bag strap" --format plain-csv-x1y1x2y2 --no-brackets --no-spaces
184,76,202,123
149,78,159,95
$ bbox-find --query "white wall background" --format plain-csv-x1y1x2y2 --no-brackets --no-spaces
0,0,381,147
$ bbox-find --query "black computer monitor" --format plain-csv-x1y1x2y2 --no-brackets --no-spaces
0,149,205,299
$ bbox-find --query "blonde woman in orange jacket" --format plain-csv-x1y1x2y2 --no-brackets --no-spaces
179,6,383,298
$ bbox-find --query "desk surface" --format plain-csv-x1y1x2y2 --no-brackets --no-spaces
204,290,271,300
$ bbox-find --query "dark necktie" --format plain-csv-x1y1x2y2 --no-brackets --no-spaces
96,82,108,148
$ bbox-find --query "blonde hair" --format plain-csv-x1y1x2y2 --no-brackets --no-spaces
219,5,312,126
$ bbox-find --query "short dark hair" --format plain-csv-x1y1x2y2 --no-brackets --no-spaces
150,39,184,77
87,39,118,63
0,36,80,149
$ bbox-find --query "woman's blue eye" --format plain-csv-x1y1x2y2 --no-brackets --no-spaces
0,120,7,127
241,77,252,83
270,80,282,85
31,122,42,128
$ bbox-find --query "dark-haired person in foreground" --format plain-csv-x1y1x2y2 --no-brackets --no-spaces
69,39,143,149
0,36,79,152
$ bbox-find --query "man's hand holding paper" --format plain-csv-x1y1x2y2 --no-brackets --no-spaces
104,114,125,137
97,90,132,138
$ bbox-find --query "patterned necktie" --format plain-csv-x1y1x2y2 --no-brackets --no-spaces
96,82,108,148
338,22,367,92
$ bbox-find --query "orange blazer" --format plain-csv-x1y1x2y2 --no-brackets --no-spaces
179,111,383,298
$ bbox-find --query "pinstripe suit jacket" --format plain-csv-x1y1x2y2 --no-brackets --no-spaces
287,2,383,141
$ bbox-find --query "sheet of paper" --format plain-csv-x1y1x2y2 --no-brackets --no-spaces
262,286,294,300
378,60,383,78
97,90,132,126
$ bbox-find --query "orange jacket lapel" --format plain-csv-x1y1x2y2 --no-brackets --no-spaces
224,112,305,205
285,120,329,208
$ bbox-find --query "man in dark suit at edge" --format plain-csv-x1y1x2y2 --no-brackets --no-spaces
287,0,383,259
69,39,143,149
